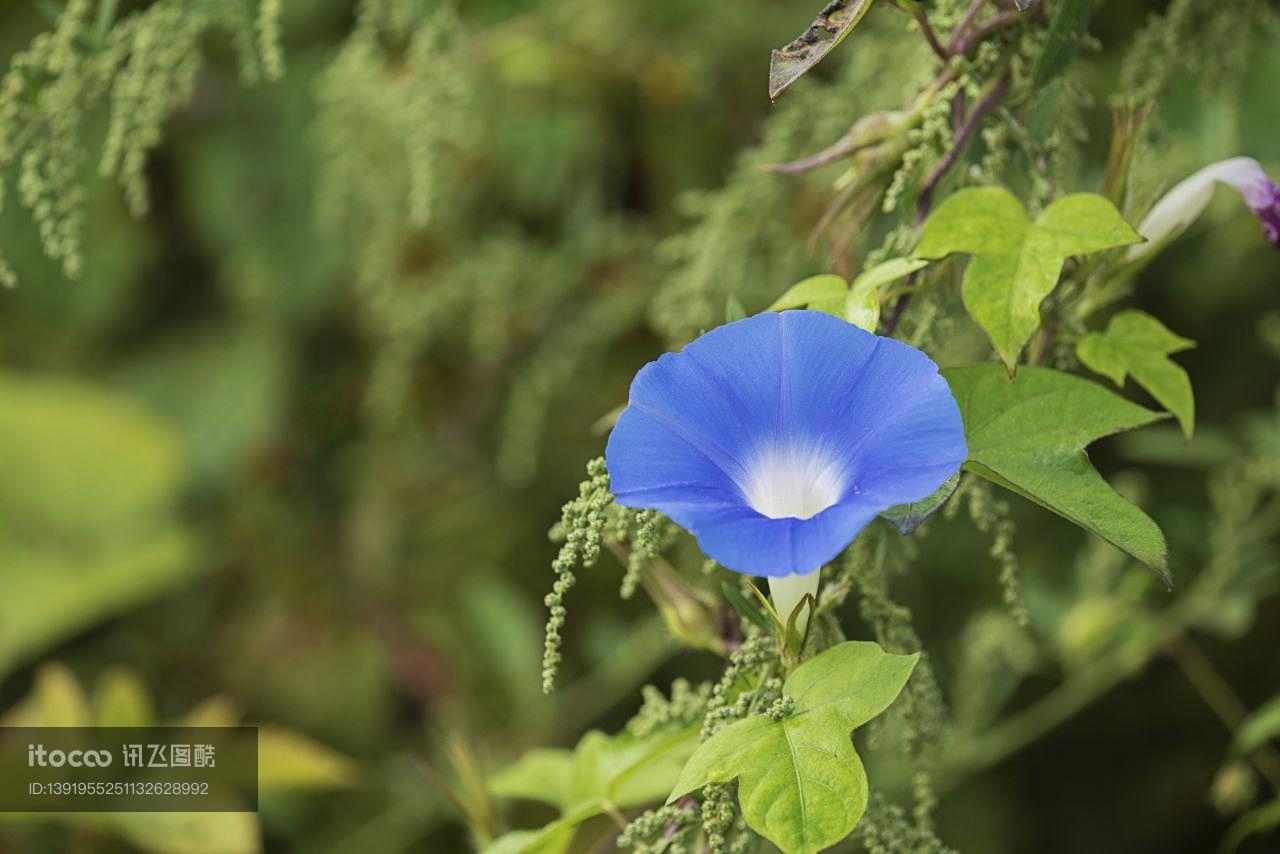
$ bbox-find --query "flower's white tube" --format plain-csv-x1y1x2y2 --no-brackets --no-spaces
1128,157,1280,262
769,569,821,637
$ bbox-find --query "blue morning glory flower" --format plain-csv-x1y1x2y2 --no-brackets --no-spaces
605,310,967,584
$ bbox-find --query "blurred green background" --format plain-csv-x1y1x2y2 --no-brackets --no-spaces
0,0,1278,851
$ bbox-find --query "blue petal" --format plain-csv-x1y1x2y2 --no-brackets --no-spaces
678,499,883,577
605,310,967,577
606,405,744,510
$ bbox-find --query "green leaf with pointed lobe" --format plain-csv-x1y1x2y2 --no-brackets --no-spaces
915,188,1142,373
667,642,917,854
1077,310,1196,438
943,365,1172,585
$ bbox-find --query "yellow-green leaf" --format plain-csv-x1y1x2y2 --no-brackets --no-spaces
258,726,360,791
1077,310,1196,438
667,642,917,854
94,668,156,728
846,257,929,333
1,663,93,728
0,373,195,678
767,275,848,318
489,727,697,851
915,189,1142,373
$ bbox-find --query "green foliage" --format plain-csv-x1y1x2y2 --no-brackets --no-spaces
256,726,360,791
1221,799,1280,853
0,0,281,285
766,259,927,332
487,727,697,853
1234,694,1280,757
541,458,613,692
668,642,918,854
1032,0,1097,87
651,27,911,346
1077,309,1196,438
0,372,193,678
944,365,1171,583
0,0,1278,851
0,663,357,854
915,188,1142,372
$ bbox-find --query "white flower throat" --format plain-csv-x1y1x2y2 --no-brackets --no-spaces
741,447,844,520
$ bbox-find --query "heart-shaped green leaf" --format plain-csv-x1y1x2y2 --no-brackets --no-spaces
915,188,1142,373
943,365,1172,585
667,642,917,854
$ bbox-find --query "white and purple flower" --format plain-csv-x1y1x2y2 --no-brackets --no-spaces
1128,156,1280,260
605,310,966,618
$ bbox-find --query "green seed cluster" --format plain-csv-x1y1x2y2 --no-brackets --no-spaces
1122,0,1274,108
883,77,958,215
699,784,739,854
0,0,93,285
617,802,695,852
843,529,947,756
857,793,956,854
766,694,795,722
699,634,775,740
1121,0,1276,209
628,678,712,739
966,480,1029,627
619,509,663,599
255,0,284,84
0,0,280,286
541,458,613,692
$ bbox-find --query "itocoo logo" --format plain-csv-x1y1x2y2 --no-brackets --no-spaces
27,744,112,768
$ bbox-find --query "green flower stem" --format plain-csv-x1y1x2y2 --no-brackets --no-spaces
1164,635,1280,793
